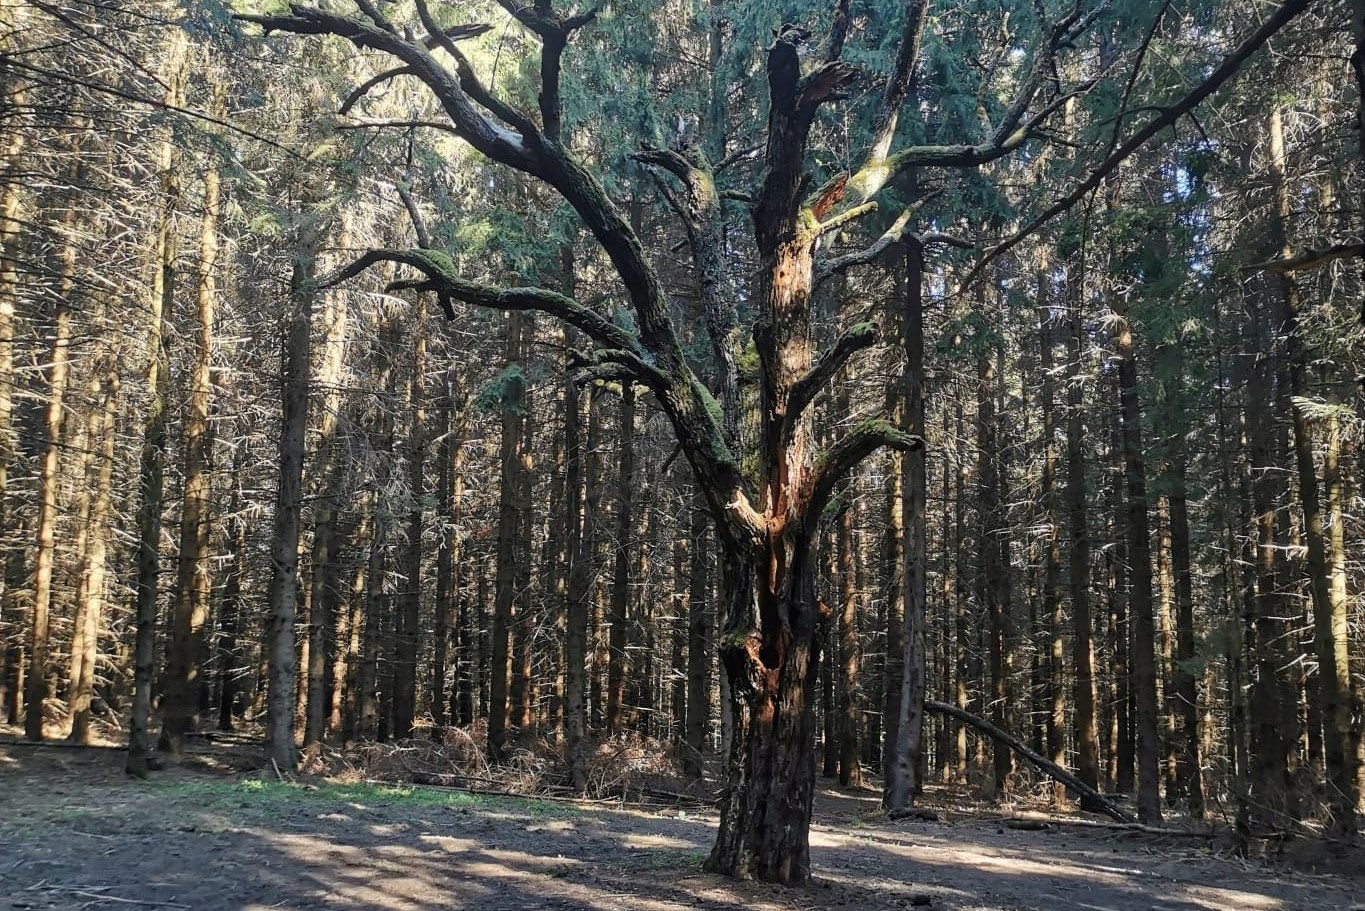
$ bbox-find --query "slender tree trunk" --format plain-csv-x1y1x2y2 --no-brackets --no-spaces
68,365,119,743
1062,274,1100,795
685,493,711,778
606,384,635,734
1111,296,1163,823
0,85,25,724
309,280,350,741
1037,299,1066,805
27,159,83,741
126,36,185,774
887,240,926,809
393,312,427,740
158,162,221,760
836,467,861,787
488,311,528,759
1266,108,1356,834
263,205,319,768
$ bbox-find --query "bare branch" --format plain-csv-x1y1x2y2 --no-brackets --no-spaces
827,0,852,62
1244,242,1365,273
965,0,1313,286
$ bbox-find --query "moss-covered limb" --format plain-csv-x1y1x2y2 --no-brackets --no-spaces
322,247,643,355
801,420,923,535
786,322,879,433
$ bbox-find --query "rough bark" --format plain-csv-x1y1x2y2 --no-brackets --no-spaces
886,239,926,810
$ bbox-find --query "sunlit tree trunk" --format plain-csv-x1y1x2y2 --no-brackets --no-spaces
159,161,221,759
26,155,83,741
126,32,185,775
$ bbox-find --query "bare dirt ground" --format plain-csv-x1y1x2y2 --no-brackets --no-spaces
2,740,1361,911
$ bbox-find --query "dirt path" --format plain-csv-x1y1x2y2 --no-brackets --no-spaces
2,743,1360,911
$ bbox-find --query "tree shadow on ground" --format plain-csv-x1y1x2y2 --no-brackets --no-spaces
1,743,1358,911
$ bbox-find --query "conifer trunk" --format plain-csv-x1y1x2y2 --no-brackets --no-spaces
159,162,220,759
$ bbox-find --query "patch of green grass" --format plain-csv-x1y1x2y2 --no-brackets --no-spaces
149,777,575,820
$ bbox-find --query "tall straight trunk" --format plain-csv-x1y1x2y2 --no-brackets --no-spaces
887,239,926,809
1267,109,1355,834
978,345,1011,794
26,159,83,741
685,492,711,777
949,394,970,780
606,384,635,734
159,163,221,759
1156,497,1178,798
1167,446,1203,815
1062,274,1100,794
393,313,427,740
126,35,185,774
488,311,527,759
262,207,318,768
836,469,861,788
1107,377,1133,795
0,86,25,724
1037,300,1066,805
1111,299,1163,824
431,370,455,735
1324,406,1361,816
308,280,350,741
563,336,590,785
670,504,688,742
67,365,119,743
217,507,247,732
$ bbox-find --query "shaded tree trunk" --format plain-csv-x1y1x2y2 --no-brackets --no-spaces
263,206,317,769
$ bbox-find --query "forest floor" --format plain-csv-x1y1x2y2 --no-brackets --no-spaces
2,738,1362,911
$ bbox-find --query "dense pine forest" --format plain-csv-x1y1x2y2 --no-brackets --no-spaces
1,0,1363,898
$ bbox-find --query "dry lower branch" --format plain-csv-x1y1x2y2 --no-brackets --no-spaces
924,698,1133,824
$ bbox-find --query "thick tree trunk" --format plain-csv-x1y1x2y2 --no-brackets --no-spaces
709,550,820,884
159,163,220,760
